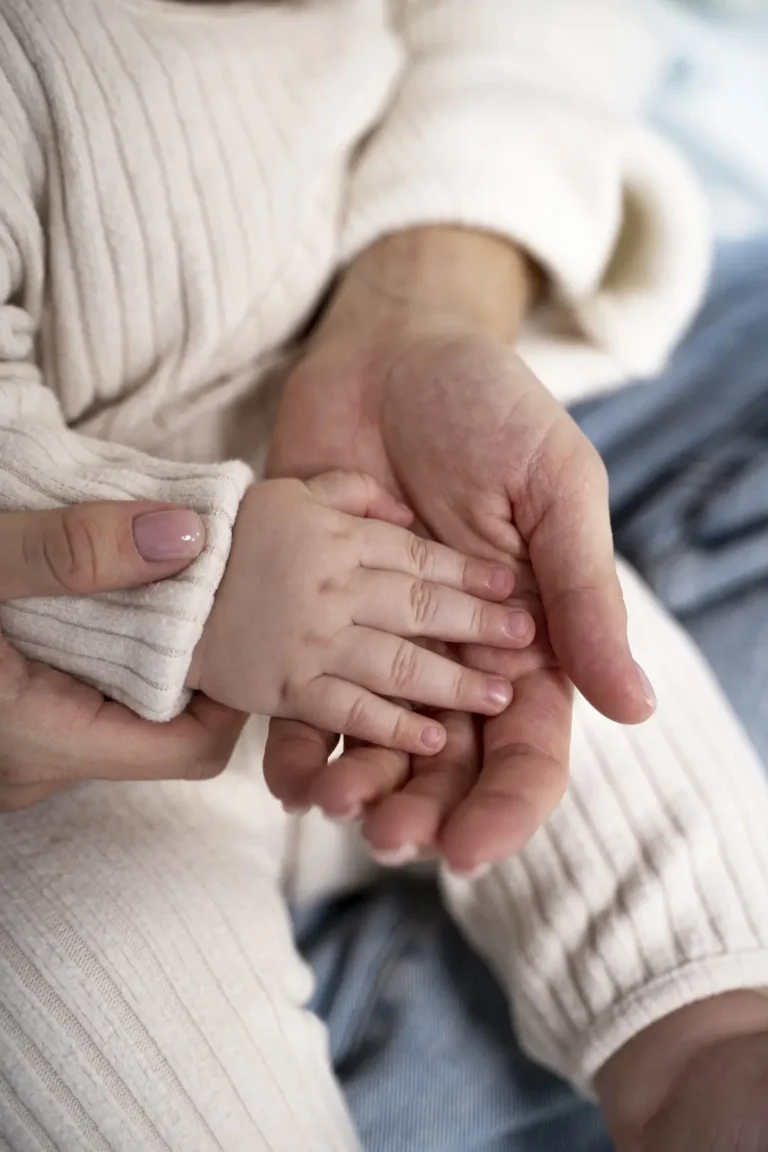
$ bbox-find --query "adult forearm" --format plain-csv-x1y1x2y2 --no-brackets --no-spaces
319,227,538,345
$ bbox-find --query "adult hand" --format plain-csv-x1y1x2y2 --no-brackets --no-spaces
264,227,652,868
265,660,573,875
269,232,653,724
0,502,245,813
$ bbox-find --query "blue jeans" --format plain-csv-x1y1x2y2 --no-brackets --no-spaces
575,236,768,766
294,236,768,1151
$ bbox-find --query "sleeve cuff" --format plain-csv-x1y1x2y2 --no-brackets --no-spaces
0,421,254,721
571,953,768,1098
342,0,712,399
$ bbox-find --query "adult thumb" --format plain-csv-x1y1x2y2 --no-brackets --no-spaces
0,502,205,601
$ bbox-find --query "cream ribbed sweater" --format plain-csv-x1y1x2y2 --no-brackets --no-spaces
4,4,768,1146
0,0,712,721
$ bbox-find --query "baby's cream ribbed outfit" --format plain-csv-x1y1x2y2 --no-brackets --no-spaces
2,2,768,1149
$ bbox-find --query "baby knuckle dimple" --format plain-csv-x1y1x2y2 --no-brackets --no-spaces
406,533,431,577
317,576,339,596
277,671,302,711
408,579,438,630
328,524,354,548
299,628,331,652
390,640,421,694
342,692,373,737
468,599,488,639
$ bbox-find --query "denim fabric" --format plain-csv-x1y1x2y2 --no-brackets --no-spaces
294,883,611,1152
649,2,768,238
294,238,768,1151
294,1,768,1128
573,236,768,762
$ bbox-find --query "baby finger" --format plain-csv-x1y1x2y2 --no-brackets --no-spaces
352,570,534,647
330,628,513,716
293,676,448,756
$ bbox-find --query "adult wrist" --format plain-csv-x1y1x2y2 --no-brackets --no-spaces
596,992,768,1145
317,227,539,347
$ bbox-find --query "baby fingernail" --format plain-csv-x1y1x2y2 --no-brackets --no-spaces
636,662,657,711
504,611,532,641
486,566,513,594
133,509,204,562
421,725,444,750
370,843,418,867
485,679,512,710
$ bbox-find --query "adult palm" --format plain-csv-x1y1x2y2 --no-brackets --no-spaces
265,320,650,869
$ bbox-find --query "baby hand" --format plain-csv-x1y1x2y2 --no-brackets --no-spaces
292,571,560,856
187,472,535,759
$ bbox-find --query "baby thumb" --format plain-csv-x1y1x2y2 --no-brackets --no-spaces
306,470,413,525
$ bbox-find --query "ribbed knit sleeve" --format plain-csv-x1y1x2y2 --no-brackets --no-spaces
443,559,768,1094
342,0,712,387
0,40,253,723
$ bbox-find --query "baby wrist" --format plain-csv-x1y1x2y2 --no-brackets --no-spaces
185,633,206,693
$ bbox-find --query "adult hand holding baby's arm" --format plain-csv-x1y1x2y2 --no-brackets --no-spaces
187,471,534,759
0,91,253,812
0,502,244,813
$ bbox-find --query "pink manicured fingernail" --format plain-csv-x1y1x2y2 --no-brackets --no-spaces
485,679,512,710
421,726,444,750
636,662,657,711
282,804,310,817
487,566,513,595
370,844,418,867
504,611,532,641
133,510,204,562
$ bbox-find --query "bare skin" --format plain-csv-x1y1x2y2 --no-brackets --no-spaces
265,227,768,1143
598,992,768,1152
266,227,650,870
0,501,244,813
187,471,530,754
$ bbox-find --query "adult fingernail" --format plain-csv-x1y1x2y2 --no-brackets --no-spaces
636,662,657,711
421,725,444,750
448,863,492,882
370,843,418,867
486,566,513,595
282,804,310,817
485,679,512,710
328,805,362,825
133,510,204,562
504,611,532,641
